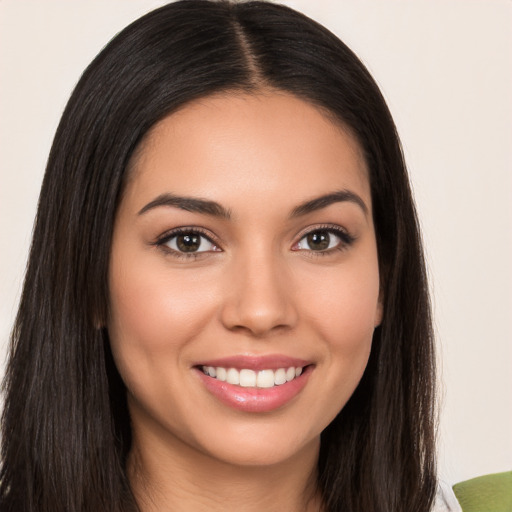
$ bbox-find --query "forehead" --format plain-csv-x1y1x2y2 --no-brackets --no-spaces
125,91,370,213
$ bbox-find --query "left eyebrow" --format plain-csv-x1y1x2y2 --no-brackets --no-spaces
290,189,369,218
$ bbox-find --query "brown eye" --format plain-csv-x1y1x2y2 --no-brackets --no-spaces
176,233,201,252
295,228,349,252
164,231,217,253
305,231,331,251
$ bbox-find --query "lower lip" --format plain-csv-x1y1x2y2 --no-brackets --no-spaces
196,366,312,413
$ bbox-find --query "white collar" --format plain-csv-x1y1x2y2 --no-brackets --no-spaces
433,480,463,512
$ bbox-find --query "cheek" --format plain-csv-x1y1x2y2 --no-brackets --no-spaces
106,258,224,433
314,276,376,377
106,254,221,390
302,254,380,349
297,253,379,417
109,258,213,345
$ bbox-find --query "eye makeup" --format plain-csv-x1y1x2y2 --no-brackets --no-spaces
292,224,356,257
152,226,221,260
151,222,356,261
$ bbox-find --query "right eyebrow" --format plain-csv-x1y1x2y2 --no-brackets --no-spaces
137,193,232,219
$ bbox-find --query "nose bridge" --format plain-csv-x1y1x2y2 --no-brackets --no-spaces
220,243,297,336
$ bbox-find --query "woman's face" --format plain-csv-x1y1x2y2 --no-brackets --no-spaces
108,92,382,468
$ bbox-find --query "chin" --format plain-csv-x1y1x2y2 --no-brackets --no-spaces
210,441,318,469
184,419,322,469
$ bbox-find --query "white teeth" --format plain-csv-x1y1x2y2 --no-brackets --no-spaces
274,368,286,385
202,365,305,388
256,369,275,388
239,369,256,387
226,368,240,385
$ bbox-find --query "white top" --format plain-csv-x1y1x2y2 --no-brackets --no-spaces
433,481,463,512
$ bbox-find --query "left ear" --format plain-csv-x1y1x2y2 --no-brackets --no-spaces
374,288,384,328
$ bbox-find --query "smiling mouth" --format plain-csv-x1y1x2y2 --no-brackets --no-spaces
200,365,304,389
196,361,313,412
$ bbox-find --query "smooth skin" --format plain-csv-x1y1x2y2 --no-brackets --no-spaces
108,91,382,512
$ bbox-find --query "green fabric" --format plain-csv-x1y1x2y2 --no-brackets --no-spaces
453,471,512,512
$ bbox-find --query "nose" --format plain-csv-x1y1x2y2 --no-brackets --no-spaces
219,250,298,337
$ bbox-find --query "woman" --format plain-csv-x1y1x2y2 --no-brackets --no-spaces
0,1,448,510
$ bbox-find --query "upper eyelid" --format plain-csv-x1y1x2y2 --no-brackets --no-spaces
156,226,220,245
295,223,353,240
154,228,221,259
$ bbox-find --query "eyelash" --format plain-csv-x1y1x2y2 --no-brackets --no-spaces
153,224,356,260
293,224,356,257
153,227,220,260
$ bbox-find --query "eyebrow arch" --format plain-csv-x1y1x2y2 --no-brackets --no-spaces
290,190,368,218
138,193,232,219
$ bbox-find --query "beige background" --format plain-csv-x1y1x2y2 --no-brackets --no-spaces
1,0,511,485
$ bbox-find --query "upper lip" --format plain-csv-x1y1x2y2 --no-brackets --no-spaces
195,355,311,371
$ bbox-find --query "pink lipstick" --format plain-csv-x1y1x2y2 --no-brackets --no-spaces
194,355,313,413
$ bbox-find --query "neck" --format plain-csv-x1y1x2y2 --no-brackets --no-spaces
128,427,323,512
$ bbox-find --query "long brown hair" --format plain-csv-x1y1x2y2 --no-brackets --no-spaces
1,2,436,511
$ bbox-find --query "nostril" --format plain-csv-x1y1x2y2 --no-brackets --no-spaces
227,322,293,338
